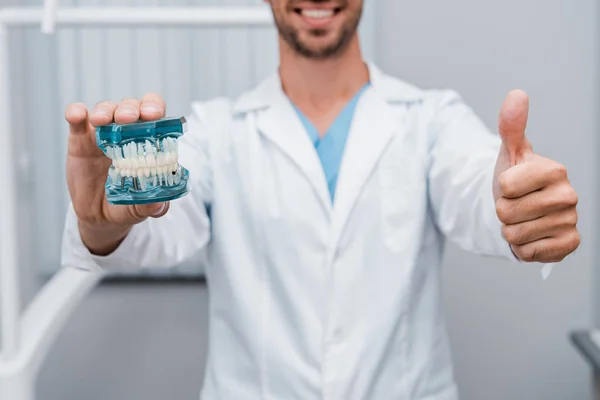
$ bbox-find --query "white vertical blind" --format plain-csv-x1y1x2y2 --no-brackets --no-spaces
9,0,377,278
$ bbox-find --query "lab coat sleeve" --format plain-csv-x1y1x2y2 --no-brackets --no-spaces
426,90,518,262
60,99,230,272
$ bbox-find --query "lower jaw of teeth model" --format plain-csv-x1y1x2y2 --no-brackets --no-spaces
96,117,190,205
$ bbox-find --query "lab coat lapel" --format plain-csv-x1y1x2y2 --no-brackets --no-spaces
231,64,423,229
330,87,409,247
255,88,332,215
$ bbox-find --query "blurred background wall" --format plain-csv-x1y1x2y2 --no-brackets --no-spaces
0,0,596,399
379,1,598,399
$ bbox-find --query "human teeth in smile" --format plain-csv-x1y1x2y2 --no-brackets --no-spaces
302,9,334,19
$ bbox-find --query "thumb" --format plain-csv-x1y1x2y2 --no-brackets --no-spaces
126,202,170,223
135,202,170,219
498,90,533,164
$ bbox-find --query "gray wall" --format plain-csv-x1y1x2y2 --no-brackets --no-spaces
378,1,597,399
38,283,212,400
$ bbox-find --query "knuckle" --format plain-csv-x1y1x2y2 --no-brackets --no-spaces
502,224,516,244
501,224,514,243
514,245,535,262
498,173,515,197
565,209,579,226
548,162,568,181
549,231,580,263
565,187,579,207
520,252,535,262
495,200,511,224
554,185,579,208
568,230,581,252
511,245,524,260
517,244,550,263
502,224,523,244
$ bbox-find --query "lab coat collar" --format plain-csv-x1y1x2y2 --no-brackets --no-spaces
232,61,421,235
232,61,425,114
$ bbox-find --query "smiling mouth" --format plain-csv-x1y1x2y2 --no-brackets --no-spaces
293,7,343,19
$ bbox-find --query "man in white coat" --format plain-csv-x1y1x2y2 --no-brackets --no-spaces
61,0,580,399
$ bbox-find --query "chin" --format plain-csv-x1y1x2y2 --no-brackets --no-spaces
302,42,336,53
299,35,340,51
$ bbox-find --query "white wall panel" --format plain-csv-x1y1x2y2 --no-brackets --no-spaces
4,0,41,311
77,0,108,105
161,0,193,117
21,0,65,283
104,0,136,101
191,0,225,100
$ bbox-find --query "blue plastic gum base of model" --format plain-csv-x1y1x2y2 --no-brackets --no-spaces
96,117,191,205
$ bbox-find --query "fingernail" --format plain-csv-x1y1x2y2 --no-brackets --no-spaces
141,103,161,114
151,203,167,217
119,105,138,116
91,107,111,117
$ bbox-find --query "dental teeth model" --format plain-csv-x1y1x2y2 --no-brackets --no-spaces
96,117,190,205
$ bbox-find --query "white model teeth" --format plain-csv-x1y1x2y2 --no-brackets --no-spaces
302,9,334,18
105,137,180,187
139,176,147,191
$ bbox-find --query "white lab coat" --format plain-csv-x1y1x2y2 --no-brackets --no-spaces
61,63,517,400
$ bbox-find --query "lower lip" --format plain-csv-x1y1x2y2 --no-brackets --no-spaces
298,12,338,28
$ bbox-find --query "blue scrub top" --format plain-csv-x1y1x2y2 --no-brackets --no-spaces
292,83,370,202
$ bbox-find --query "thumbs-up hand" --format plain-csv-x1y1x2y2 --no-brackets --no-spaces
493,90,580,263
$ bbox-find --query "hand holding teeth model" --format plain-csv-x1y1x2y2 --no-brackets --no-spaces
95,117,190,205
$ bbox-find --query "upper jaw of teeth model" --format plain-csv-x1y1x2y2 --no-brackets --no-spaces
96,117,191,205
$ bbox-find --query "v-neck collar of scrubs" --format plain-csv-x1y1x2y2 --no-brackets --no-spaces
291,83,370,203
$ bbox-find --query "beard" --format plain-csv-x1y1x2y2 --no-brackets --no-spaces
272,2,363,60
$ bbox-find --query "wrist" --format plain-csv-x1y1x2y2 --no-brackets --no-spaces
78,220,133,256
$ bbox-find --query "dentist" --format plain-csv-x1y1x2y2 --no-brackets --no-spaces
61,0,580,399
